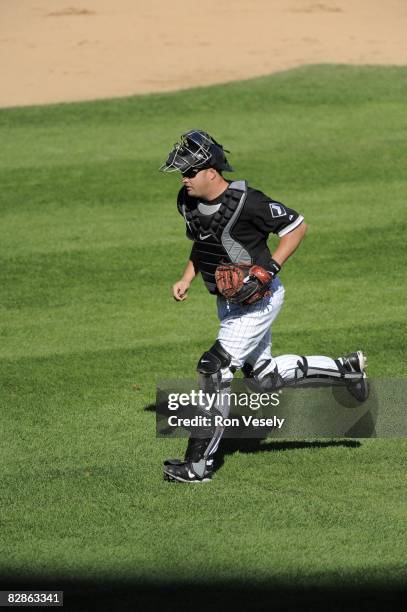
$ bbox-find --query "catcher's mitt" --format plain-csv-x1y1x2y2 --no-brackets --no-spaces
215,263,272,305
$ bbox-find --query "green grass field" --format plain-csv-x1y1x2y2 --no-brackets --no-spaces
1,65,407,609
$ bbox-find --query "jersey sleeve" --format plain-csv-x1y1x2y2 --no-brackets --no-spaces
250,191,304,237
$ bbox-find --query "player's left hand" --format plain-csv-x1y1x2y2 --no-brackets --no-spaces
215,263,271,305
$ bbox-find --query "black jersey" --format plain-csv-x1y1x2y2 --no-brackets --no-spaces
177,181,303,293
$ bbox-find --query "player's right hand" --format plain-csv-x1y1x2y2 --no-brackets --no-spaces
172,280,190,301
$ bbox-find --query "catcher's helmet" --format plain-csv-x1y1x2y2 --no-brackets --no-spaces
160,130,234,173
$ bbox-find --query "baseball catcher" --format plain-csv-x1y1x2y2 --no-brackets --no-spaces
160,129,368,483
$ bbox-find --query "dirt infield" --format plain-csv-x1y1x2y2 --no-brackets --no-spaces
1,0,406,108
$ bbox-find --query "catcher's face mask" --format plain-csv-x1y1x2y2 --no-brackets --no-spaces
160,130,234,174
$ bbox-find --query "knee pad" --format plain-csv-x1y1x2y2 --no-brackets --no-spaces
242,362,254,379
197,340,232,375
243,359,284,392
197,340,233,415
197,340,233,390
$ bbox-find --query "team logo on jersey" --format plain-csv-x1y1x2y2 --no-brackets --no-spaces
269,202,286,218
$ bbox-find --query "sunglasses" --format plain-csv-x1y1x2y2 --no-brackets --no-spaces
181,168,201,179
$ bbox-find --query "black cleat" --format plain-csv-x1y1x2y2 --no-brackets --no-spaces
341,351,369,402
163,458,185,467
164,436,208,465
163,460,213,483
164,438,214,483
342,351,366,374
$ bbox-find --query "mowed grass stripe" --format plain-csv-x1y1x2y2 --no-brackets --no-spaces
0,65,406,585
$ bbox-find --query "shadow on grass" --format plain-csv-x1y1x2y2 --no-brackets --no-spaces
144,403,157,412
213,438,361,473
0,575,405,611
146,401,362,473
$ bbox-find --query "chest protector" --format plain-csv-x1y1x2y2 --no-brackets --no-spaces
178,180,251,294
